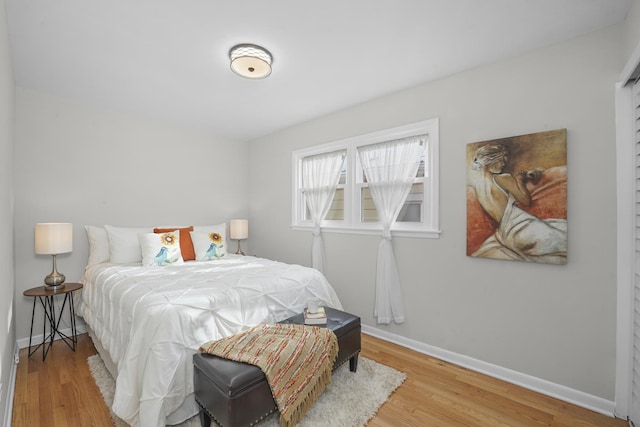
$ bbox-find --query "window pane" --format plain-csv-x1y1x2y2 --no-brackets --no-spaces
361,183,423,223
325,188,344,220
416,150,425,178
397,183,423,222
361,187,378,222
361,137,427,182
305,188,344,221
338,163,346,185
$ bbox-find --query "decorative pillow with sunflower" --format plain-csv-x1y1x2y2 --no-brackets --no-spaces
139,230,185,266
191,228,226,261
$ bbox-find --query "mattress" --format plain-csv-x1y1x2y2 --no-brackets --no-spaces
76,255,343,427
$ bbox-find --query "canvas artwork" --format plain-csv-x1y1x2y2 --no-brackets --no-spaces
466,129,567,265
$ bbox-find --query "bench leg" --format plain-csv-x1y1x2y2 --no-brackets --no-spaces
199,409,211,427
349,353,359,372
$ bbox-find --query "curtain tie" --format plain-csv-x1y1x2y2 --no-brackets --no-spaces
313,227,321,237
382,230,392,240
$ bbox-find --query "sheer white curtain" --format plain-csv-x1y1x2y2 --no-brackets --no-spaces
358,137,423,324
302,150,345,273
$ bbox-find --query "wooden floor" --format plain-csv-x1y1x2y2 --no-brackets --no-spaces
12,334,113,427
11,333,628,427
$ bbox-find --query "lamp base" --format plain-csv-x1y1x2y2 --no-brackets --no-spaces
44,254,66,289
235,240,245,256
44,272,66,290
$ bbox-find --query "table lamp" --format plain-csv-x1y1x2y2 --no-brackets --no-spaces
230,219,248,255
35,222,73,289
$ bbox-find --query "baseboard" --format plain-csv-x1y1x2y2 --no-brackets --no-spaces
16,320,87,349
3,342,19,427
361,325,616,418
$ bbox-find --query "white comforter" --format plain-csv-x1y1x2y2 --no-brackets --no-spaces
77,255,343,427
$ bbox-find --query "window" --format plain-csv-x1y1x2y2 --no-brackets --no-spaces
292,118,440,238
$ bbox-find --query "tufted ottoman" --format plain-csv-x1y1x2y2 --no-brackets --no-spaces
193,307,361,427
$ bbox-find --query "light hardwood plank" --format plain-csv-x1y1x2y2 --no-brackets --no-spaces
360,334,627,427
11,333,629,426
12,334,112,427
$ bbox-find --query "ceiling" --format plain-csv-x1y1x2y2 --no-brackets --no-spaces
5,0,632,142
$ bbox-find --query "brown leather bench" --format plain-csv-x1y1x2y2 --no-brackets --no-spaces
193,307,361,427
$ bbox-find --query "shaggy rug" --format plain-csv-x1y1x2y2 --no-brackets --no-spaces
88,354,406,427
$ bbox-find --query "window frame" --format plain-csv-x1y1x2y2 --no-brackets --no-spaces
291,118,440,238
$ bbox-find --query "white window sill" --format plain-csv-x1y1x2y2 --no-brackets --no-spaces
290,224,441,239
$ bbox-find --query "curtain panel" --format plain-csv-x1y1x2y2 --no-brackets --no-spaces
301,150,345,273
358,137,423,324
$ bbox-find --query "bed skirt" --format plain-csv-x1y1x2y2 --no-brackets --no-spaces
85,323,199,426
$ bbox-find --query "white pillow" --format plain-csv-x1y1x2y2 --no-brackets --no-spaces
191,225,227,261
193,224,227,248
105,225,152,264
139,230,184,266
85,225,110,266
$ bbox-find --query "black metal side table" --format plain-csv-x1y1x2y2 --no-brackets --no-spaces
23,282,83,361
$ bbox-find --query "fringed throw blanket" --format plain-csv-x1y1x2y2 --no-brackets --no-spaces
200,323,338,427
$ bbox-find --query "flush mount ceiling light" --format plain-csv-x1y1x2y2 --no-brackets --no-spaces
229,43,273,79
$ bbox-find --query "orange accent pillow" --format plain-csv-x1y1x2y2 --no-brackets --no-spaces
154,226,195,261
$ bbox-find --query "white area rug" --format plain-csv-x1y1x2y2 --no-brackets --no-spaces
88,354,406,427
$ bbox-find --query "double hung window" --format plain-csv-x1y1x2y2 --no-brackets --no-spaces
292,118,440,238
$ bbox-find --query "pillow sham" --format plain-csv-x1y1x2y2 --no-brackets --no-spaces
193,224,227,251
139,230,184,266
153,226,195,261
85,225,110,266
105,225,152,264
191,228,226,261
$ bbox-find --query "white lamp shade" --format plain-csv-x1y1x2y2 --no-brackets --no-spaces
230,219,248,240
35,223,73,254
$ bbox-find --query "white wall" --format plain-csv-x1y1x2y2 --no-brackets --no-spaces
0,0,15,423
249,24,624,401
625,0,640,58
13,88,250,341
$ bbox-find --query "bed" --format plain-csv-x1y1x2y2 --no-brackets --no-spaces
76,225,343,427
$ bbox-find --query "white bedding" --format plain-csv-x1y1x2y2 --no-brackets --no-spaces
77,255,343,427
